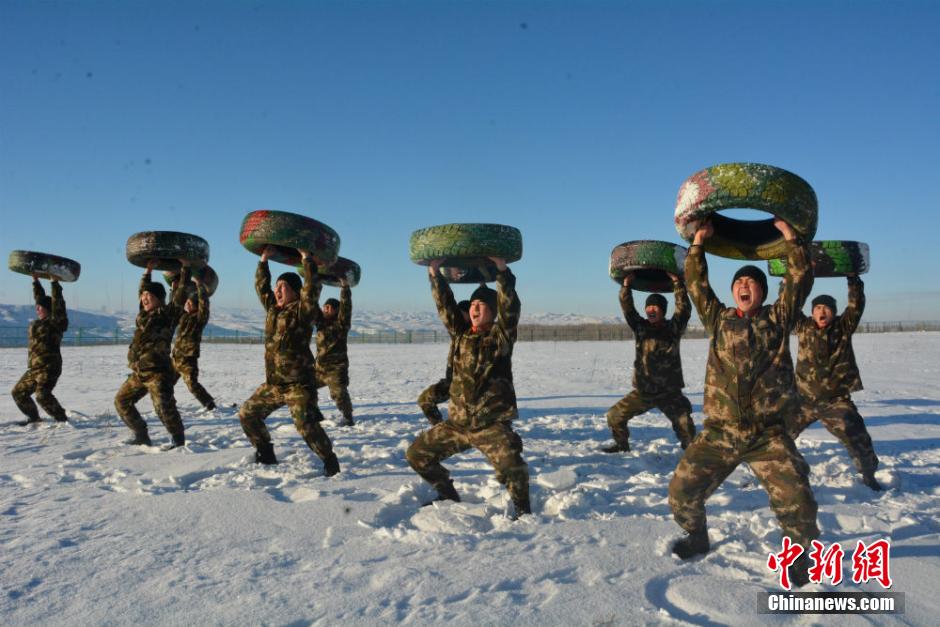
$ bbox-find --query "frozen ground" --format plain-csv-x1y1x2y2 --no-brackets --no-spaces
1,333,938,625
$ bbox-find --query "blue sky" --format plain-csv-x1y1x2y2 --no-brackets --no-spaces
2,0,938,321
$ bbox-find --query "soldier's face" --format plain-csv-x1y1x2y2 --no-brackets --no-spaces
732,277,763,314
184,299,196,314
470,300,494,328
322,303,337,320
36,304,49,320
275,280,298,308
812,304,834,328
645,305,664,323
140,291,160,312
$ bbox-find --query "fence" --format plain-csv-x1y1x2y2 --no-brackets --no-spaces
2,320,939,349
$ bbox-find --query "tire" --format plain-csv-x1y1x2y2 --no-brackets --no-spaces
768,241,869,277
163,265,220,297
438,264,501,284
297,256,361,288
126,231,209,271
409,223,522,267
8,250,81,282
240,210,340,267
609,241,687,293
674,162,818,260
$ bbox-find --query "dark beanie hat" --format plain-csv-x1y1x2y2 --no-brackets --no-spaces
470,285,498,311
645,293,668,313
812,294,837,312
457,300,471,313
140,281,166,301
37,295,52,310
324,298,340,309
731,265,768,300
276,272,303,294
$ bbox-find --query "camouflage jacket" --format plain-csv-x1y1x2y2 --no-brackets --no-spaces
28,280,68,369
620,280,690,395
172,283,210,361
794,276,864,403
127,268,189,373
431,268,521,429
687,240,813,432
257,257,319,386
315,285,351,371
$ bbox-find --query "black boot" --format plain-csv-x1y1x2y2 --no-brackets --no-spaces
254,442,277,465
323,453,340,477
16,417,42,427
167,433,185,449
788,553,812,588
205,401,216,411
424,406,443,426
672,529,710,559
601,441,630,454
861,470,882,492
511,495,532,519
422,481,460,506
341,415,355,427
128,431,152,446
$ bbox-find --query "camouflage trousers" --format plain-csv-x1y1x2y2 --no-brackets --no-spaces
668,425,820,548
12,363,67,422
607,389,696,448
172,356,216,409
114,370,184,438
787,396,879,476
315,365,354,422
406,420,529,505
239,381,333,460
417,378,450,424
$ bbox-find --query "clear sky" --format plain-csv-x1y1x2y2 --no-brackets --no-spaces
2,0,938,321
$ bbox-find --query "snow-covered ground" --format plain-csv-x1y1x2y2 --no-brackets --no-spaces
1,333,938,625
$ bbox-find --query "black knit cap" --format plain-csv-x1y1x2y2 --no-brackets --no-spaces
457,300,471,313
140,281,166,301
645,293,668,313
470,285,497,311
324,298,340,309
276,272,303,294
731,265,768,301
812,294,837,312
37,295,52,310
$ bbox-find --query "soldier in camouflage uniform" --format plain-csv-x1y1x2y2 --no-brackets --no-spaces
12,275,69,425
238,247,339,476
788,276,880,491
114,262,190,447
170,274,216,411
668,219,819,586
417,300,471,425
603,272,694,452
406,257,531,518
314,278,355,427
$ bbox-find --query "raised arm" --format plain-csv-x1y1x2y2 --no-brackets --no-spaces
429,260,466,335
492,258,521,352
338,282,352,332
298,251,323,324
196,282,210,326
770,220,813,330
841,275,865,334
670,274,691,334
49,279,68,332
32,277,46,305
171,265,191,309
619,274,643,332
255,248,276,311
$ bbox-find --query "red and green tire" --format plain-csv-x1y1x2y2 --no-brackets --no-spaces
8,250,82,282
768,240,869,277
409,223,523,269
609,241,686,293
126,231,209,271
674,162,818,260
240,210,340,267
163,265,220,297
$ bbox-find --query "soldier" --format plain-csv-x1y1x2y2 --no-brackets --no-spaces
406,257,531,518
602,272,694,452
417,300,471,425
170,274,216,411
238,247,340,476
12,274,69,425
788,276,881,491
668,218,819,587
314,278,355,427
114,261,190,448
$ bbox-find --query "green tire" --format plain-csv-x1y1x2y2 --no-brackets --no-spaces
674,162,818,260
163,265,220,297
409,223,522,267
8,250,82,282
240,210,340,267
297,256,361,288
609,241,687,293
768,240,869,277
438,264,501,284
126,231,209,271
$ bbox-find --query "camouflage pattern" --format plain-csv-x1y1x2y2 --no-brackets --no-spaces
257,257,318,386
407,268,528,504
239,382,334,461
171,357,215,409
11,279,69,422
116,269,189,439
669,240,819,547
171,282,215,408
407,420,529,507
788,396,878,475
417,331,460,423
314,284,354,422
668,426,820,548
607,391,695,449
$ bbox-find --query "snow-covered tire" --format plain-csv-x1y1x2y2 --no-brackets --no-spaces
609,241,687,293
768,240,869,277
126,231,209,271
239,210,340,267
163,265,220,297
674,162,818,260
438,264,501,284
298,256,361,288
8,250,81,282
409,223,522,267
